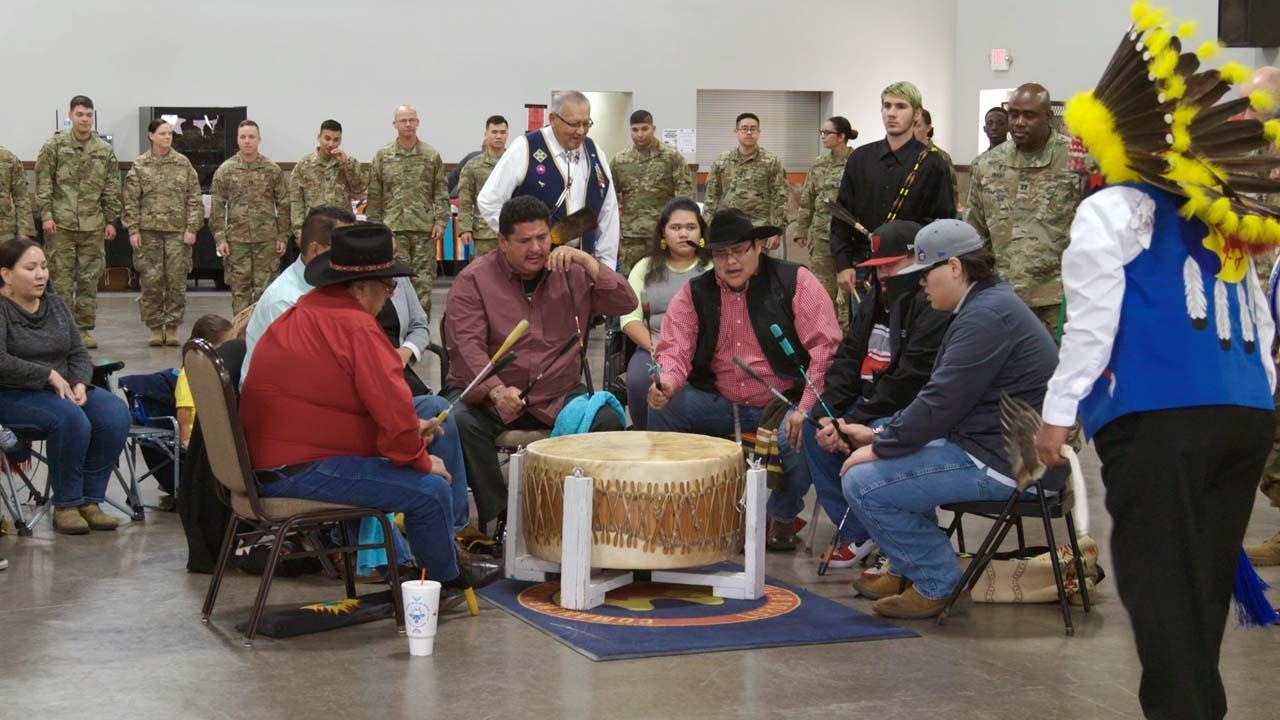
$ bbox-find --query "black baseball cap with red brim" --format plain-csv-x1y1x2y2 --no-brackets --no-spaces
856,220,923,269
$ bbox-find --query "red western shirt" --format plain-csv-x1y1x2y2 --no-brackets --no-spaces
240,285,431,474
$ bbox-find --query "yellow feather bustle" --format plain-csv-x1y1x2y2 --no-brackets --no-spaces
1064,92,1138,184
1174,20,1197,38
1130,0,1152,24
1179,187,1211,219
1161,74,1187,101
1206,197,1232,224
1195,40,1221,59
1135,3,1166,32
1145,28,1173,56
1265,218,1280,245
1250,91,1280,115
1240,215,1265,243
1149,48,1179,79
1219,62,1251,85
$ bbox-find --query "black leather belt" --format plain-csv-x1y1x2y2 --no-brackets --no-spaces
255,462,314,483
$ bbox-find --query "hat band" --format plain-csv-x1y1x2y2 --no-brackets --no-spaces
329,260,395,272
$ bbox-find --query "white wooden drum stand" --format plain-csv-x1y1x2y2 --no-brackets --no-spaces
503,432,766,611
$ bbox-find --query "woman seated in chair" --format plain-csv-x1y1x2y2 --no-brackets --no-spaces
619,198,711,430
175,314,234,449
0,238,131,534
831,221,1059,619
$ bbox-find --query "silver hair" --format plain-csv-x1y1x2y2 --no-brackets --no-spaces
551,91,591,114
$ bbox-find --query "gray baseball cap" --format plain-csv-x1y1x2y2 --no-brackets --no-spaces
897,219,986,274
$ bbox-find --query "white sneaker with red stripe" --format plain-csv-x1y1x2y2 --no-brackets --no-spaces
827,539,879,568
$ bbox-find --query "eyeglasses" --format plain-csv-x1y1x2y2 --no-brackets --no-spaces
551,113,594,131
710,243,756,261
737,126,760,134
376,279,396,295
819,130,842,137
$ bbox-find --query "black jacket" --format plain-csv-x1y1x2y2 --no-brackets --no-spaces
823,279,950,424
871,281,1058,479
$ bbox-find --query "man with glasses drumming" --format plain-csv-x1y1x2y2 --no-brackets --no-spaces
648,209,841,549
703,113,788,251
477,90,620,270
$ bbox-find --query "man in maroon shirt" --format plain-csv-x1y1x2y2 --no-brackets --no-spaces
445,196,638,529
649,209,841,550
241,222,496,597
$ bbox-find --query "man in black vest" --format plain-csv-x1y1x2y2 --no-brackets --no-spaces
649,209,841,549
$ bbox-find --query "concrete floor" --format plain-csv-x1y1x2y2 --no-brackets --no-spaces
2,286,1279,720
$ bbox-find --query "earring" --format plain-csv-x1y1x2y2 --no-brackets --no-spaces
660,238,668,249
697,238,705,247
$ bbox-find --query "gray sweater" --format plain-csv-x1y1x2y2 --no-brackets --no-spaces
871,280,1059,479
0,291,92,391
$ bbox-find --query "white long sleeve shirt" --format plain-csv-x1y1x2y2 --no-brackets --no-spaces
476,127,620,270
1042,185,1276,427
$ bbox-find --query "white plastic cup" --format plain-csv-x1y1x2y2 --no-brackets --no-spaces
401,579,442,656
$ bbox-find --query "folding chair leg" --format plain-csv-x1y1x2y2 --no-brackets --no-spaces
375,514,406,633
2,466,30,535
244,520,294,647
939,491,1020,625
303,529,340,578
1064,509,1092,613
1037,491,1074,636
22,478,53,532
203,515,239,621
339,521,357,600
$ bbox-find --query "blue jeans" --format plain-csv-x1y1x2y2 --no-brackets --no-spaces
842,437,1024,600
413,394,469,531
626,348,654,430
0,387,130,507
257,456,460,581
649,385,806,521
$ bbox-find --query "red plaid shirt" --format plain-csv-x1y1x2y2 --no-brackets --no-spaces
655,268,840,411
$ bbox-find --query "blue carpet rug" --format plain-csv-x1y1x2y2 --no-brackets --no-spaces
478,567,917,661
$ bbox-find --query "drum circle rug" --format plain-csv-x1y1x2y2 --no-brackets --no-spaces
478,568,918,661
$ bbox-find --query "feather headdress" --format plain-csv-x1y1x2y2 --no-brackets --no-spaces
1064,1,1280,246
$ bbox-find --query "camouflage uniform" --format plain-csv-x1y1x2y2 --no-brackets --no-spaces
210,153,290,316
289,149,365,237
0,146,35,241
455,151,502,258
931,142,959,209
702,147,788,229
122,149,203,329
366,139,449,316
35,129,121,331
965,132,1094,338
790,150,850,326
611,141,694,275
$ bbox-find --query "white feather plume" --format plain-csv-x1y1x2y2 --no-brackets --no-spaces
1238,281,1255,351
1214,278,1231,347
1184,257,1207,327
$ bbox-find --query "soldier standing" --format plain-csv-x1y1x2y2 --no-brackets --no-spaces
914,109,958,208
792,116,855,326
211,120,289,316
122,119,203,346
456,115,508,259
366,104,449,316
0,144,35,243
965,83,1094,336
34,95,121,348
610,110,694,275
289,119,365,238
702,112,788,250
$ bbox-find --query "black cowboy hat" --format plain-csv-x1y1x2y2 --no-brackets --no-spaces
706,208,780,248
304,222,413,287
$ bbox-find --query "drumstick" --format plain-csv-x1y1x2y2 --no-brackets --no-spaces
643,302,662,387
768,324,836,419
730,357,822,430
430,352,520,429
520,333,581,399
818,509,851,576
431,319,530,424
564,271,594,394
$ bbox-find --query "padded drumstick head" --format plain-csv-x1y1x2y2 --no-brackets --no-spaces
494,319,529,360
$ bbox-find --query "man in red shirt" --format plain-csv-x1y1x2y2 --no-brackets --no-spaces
649,209,841,550
241,222,494,595
445,196,637,530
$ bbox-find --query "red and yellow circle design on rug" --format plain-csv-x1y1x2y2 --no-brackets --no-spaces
516,581,802,627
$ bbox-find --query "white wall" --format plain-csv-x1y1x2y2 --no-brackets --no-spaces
0,0,957,166
952,0,1271,164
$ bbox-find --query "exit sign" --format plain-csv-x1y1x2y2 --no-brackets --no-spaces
990,48,1011,71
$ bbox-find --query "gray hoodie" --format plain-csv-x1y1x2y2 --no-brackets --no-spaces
0,290,92,391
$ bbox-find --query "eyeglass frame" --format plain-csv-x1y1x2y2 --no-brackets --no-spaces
710,241,759,262
551,112,594,131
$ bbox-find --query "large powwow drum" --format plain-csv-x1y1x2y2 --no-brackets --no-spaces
521,431,746,569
